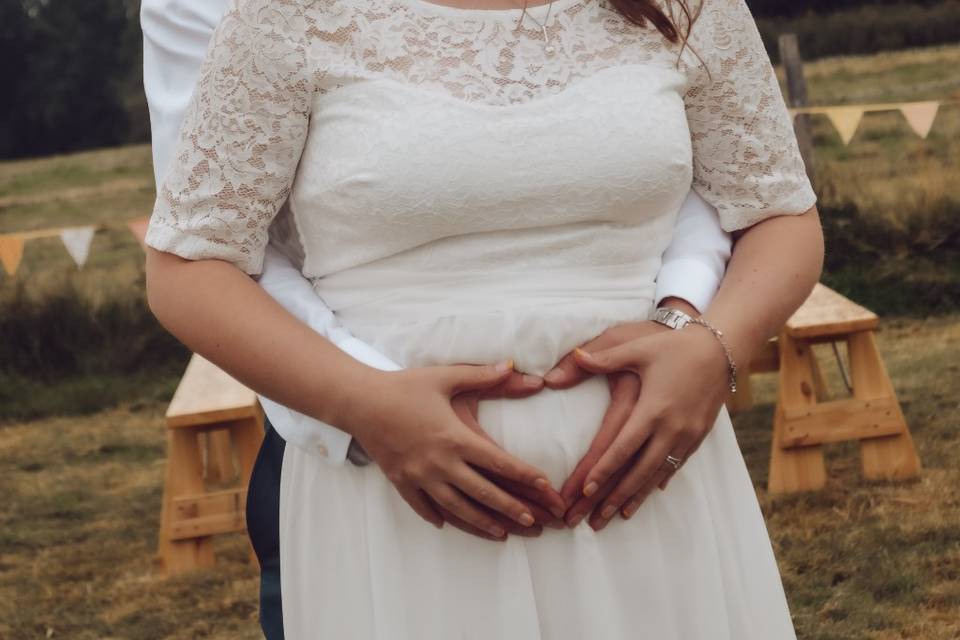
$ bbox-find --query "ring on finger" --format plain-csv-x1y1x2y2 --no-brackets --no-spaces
664,454,683,470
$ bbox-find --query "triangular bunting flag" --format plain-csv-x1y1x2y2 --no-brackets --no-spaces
59,226,97,269
126,216,151,249
0,233,25,276
824,106,865,145
900,101,940,139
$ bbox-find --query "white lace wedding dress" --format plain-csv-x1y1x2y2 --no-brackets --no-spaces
144,0,817,637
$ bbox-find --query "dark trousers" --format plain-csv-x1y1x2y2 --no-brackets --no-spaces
245,414,286,640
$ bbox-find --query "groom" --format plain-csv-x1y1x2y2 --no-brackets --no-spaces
140,0,732,637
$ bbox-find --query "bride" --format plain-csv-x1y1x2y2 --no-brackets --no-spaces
143,0,824,637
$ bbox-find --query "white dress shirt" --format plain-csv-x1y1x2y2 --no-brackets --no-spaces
140,0,732,464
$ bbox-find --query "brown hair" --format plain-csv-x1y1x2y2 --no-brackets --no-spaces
605,0,698,45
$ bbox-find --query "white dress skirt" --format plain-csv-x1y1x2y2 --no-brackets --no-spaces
278,262,798,639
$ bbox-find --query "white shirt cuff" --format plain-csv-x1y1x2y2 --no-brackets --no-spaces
654,257,722,314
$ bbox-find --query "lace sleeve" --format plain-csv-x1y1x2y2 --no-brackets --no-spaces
144,0,315,275
683,0,817,233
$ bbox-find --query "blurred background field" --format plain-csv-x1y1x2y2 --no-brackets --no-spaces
1,1,959,638
1,316,957,639
3,42,957,423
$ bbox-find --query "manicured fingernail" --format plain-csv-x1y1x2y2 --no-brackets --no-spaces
550,505,566,519
523,374,543,387
601,505,617,520
583,482,598,497
496,359,514,373
567,512,584,527
535,477,550,492
519,513,535,527
622,501,640,518
490,525,506,537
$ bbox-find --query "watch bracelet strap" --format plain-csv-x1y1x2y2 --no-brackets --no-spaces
650,307,695,330
651,307,738,394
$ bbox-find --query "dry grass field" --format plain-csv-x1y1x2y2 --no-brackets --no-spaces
794,44,959,228
1,315,957,639
1,44,958,639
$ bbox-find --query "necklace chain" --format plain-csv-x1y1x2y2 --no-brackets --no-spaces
513,0,557,56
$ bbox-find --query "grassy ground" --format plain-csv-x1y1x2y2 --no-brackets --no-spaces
1,315,957,639
0,405,262,640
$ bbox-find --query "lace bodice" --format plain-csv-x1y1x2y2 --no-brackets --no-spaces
145,0,816,276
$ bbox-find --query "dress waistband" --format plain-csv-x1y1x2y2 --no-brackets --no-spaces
312,261,659,317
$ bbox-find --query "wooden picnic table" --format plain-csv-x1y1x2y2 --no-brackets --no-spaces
727,284,921,494
156,353,264,576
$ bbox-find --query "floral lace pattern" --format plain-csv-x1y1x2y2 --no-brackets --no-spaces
145,0,816,275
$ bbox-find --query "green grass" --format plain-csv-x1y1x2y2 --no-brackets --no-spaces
0,143,154,203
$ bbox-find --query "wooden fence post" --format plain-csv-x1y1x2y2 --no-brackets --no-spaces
778,33,817,187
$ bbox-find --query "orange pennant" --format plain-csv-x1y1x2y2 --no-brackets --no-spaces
900,101,940,139
824,106,865,145
0,234,25,276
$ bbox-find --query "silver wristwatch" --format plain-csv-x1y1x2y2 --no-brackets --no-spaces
346,437,373,466
649,306,695,330
648,306,740,393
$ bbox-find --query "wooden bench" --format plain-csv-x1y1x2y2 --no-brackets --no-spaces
156,353,265,576
727,284,921,494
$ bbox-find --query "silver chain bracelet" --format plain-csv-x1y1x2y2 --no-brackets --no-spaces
683,317,739,394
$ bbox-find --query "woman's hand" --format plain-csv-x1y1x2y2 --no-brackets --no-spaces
541,320,668,528
569,325,731,529
347,361,566,540
448,385,569,538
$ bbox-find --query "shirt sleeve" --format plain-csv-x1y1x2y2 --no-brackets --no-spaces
654,190,731,313
143,0,315,276
140,0,232,192
255,244,403,463
683,0,817,233
141,0,407,465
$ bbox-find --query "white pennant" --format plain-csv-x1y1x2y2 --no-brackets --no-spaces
59,226,96,269
900,101,940,139
824,107,865,145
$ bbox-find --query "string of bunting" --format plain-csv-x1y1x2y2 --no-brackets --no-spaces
0,216,150,277
1,99,956,277
789,98,959,145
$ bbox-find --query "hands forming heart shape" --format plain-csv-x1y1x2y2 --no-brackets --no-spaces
350,303,732,543
444,315,732,540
